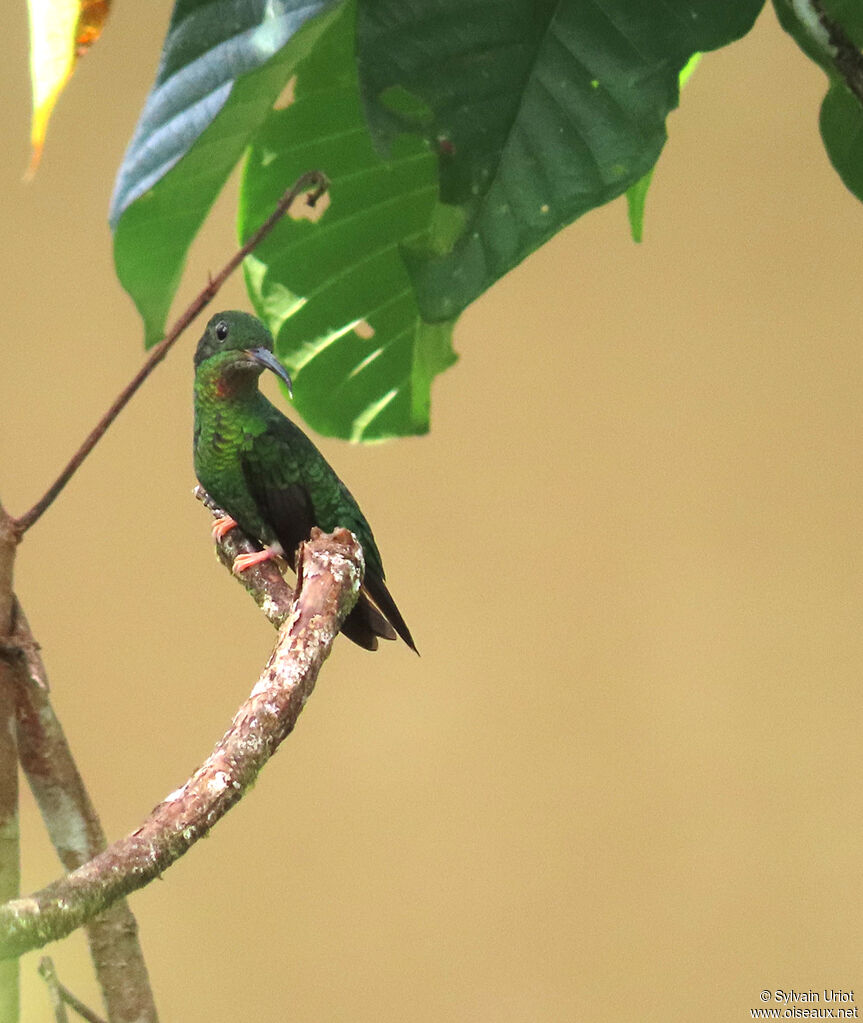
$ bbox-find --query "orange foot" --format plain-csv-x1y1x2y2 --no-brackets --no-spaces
232,548,279,574
212,515,238,540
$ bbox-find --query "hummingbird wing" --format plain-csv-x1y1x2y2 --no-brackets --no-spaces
238,423,416,653
239,470,314,574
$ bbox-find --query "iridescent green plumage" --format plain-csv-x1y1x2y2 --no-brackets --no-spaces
193,311,416,652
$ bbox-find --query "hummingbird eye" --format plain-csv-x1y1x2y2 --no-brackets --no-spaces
215,321,229,341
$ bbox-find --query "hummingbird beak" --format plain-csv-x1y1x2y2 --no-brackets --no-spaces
246,347,293,398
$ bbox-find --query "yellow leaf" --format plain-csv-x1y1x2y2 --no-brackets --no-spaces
26,0,110,176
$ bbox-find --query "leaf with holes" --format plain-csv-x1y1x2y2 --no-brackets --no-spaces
239,1,456,441
357,0,764,323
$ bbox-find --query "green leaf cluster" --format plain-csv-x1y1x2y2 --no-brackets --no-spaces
111,0,863,440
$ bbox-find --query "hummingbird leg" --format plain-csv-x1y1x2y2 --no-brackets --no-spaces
232,547,280,574
211,515,238,540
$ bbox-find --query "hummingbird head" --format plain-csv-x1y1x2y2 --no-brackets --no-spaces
194,311,293,396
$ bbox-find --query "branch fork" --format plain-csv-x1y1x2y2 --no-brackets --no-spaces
0,514,363,961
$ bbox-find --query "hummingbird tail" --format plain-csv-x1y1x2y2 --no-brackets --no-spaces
340,593,396,651
359,572,418,654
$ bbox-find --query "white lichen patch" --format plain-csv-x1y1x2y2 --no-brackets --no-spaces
46,789,91,860
250,677,278,699
6,896,40,917
164,785,187,803
208,771,231,794
302,561,324,580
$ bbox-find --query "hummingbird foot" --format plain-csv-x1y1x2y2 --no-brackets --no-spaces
232,547,280,574
211,515,238,540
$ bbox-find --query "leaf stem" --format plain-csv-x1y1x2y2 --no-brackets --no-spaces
13,170,329,535
792,0,863,105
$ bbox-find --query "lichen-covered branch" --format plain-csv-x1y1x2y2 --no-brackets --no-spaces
194,486,295,626
0,528,363,961
12,601,158,1023
0,501,21,1020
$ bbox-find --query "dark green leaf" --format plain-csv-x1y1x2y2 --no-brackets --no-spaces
357,0,764,323
111,0,338,345
825,0,863,47
820,81,863,201
239,1,456,440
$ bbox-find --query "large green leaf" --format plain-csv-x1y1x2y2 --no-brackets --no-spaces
110,0,338,345
820,82,863,202
357,0,765,323
239,1,455,440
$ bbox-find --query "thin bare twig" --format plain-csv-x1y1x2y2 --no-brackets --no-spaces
0,527,362,960
37,958,69,1023
13,170,329,535
39,958,106,1023
58,986,106,1023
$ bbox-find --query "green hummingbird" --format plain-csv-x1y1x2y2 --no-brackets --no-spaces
193,310,417,653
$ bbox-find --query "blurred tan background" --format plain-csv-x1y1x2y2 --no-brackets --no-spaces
2,4,862,1021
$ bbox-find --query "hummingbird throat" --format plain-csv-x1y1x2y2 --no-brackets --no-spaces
198,361,261,402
